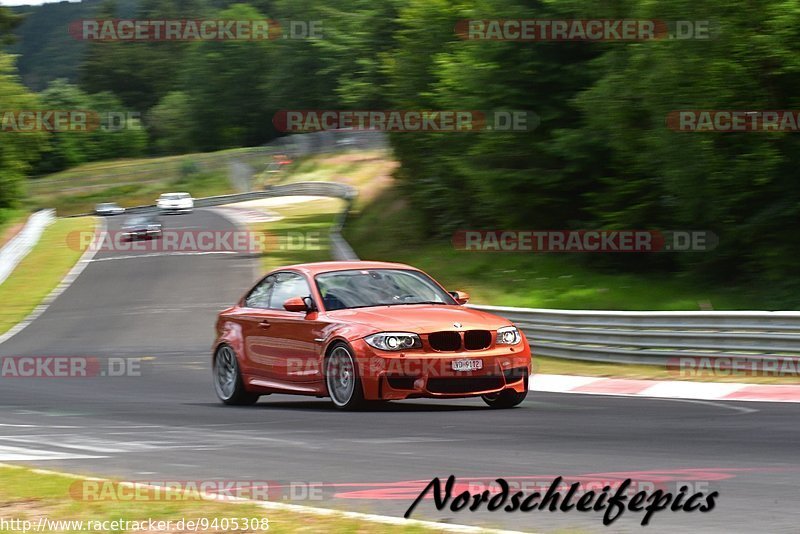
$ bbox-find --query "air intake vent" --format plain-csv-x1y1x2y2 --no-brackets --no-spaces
427,377,504,394
464,330,492,350
428,331,461,351
386,376,416,390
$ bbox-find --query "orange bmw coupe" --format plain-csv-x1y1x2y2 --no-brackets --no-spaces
213,261,532,410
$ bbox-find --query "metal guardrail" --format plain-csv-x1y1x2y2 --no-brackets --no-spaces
0,210,56,286
60,130,798,367
82,184,797,367
469,304,800,366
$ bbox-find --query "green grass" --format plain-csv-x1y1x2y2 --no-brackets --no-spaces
269,150,397,204
33,172,235,217
344,185,758,311
251,198,348,271
0,465,440,533
0,217,94,336
28,147,281,216
27,147,395,217
535,356,800,384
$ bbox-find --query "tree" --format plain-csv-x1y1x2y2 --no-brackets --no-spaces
80,0,205,111
570,0,800,283
0,53,44,214
385,0,600,234
148,91,195,154
36,79,146,173
0,6,21,45
182,3,274,150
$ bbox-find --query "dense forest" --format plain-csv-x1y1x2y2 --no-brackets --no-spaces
2,0,800,289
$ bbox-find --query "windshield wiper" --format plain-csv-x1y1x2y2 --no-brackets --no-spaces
334,301,450,310
390,301,449,305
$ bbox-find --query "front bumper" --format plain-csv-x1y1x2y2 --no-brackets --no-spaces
351,338,532,400
158,205,192,212
123,229,161,240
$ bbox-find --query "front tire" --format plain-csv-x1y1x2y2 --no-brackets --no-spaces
482,372,528,409
214,345,259,406
325,342,365,410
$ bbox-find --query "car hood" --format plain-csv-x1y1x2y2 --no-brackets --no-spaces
327,305,511,333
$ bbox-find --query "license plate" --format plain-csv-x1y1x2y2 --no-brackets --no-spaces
451,359,483,372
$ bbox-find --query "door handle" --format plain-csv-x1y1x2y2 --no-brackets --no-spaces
259,320,271,329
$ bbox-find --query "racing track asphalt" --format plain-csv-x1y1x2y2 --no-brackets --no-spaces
0,208,798,533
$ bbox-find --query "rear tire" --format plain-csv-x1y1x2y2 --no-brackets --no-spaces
325,342,365,410
214,345,259,406
482,372,528,409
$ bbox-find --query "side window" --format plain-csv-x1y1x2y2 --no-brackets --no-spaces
268,272,311,310
245,275,274,308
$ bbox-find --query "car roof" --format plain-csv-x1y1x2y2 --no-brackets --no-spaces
276,261,419,276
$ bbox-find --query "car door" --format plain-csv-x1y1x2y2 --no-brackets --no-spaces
236,274,277,377
260,272,326,384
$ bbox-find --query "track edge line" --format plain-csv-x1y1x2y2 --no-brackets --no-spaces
0,216,104,347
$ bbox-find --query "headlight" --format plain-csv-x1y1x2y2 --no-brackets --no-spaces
365,332,422,351
496,326,521,345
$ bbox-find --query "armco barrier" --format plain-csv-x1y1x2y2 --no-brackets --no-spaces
0,209,56,286
62,130,798,367
84,185,800,368
469,304,800,366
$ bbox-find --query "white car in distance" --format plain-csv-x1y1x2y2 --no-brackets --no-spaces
156,192,194,214
95,202,125,216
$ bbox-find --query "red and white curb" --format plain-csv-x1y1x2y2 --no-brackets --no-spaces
530,374,800,403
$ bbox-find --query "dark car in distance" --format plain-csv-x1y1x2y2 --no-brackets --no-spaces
121,214,162,241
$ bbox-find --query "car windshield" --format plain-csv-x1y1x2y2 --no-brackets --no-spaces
125,216,153,226
315,269,456,311
161,193,188,200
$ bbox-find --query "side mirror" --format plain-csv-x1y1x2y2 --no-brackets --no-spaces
284,296,311,313
450,291,470,305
